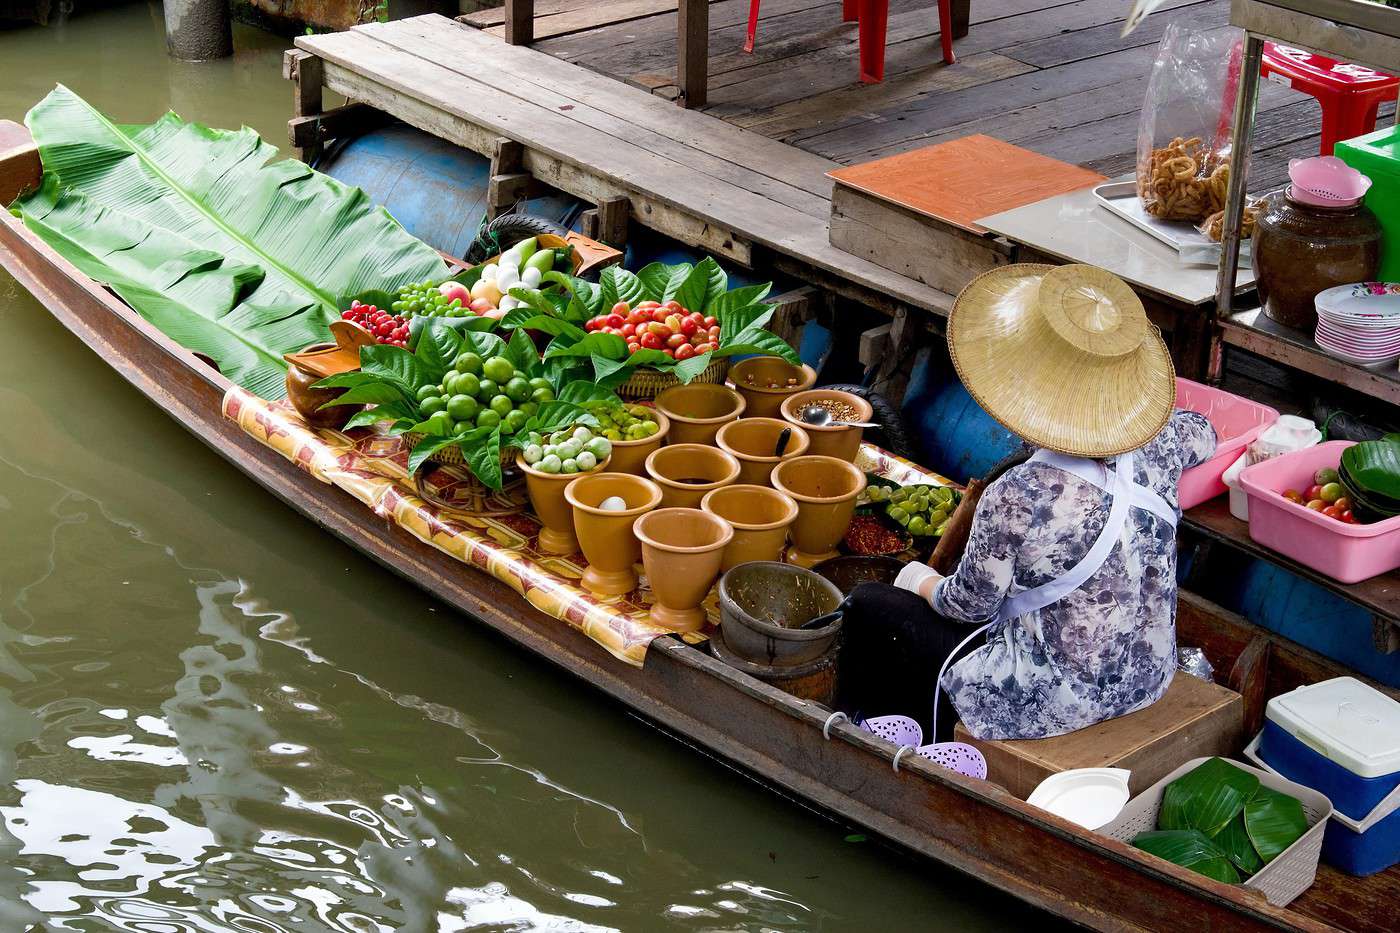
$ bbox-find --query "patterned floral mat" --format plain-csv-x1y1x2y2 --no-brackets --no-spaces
223,387,948,667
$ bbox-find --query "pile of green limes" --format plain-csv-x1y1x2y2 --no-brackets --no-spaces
415,351,552,437
866,483,960,537
585,402,662,442
520,425,613,474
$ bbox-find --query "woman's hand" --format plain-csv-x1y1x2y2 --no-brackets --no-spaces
894,561,944,603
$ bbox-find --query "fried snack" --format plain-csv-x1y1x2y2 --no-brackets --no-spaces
1199,201,1258,243
1137,136,1229,222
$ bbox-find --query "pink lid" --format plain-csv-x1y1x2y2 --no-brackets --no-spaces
1289,156,1372,206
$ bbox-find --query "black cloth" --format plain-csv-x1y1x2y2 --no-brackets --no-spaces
835,582,983,743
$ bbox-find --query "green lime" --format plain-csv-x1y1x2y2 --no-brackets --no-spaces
489,395,514,417
418,396,446,417
446,395,479,421
442,369,461,390
518,401,538,418
415,384,438,402
452,422,473,436
531,387,555,404
528,377,552,392
503,409,529,434
454,352,484,375
482,356,515,383
477,378,499,401
427,411,453,435
475,409,501,430
449,372,481,397
504,377,532,403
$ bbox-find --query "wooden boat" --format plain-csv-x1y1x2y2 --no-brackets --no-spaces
2,124,1394,933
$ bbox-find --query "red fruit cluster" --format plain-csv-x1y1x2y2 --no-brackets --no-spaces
584,300,720,361
343,301,410,347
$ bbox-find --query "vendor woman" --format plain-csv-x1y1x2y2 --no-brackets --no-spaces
839,264,1217,743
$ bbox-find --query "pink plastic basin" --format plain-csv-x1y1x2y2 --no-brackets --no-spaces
1239,440,1400,583
1176,378,1279,510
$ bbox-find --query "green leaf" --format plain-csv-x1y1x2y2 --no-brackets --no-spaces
559,380,621,406
317,381,414,409
501,311,588,342
407,434,459,473
694,256,729,310
599,266,646,309
637,261,686,300
545,272,603,317
1214,812,1264,877
659,264,695,304
545,332,628,360
713,329,801,364
459,329,509,362
1340,439,1400,500
406,314,495,349
342,406,402,430
1158,758,1259,838
718,304,776,339
705,283,772,316
14,86,446,399
673,351,716,383
1133,830,1241,884
1243,786,1308,865
360,343,434,393
505,327,539,373
312,370,379,390
463,429,505,490
412,319,464,381
527,400,594,435
590,352,631,383
507,284,565,317
669,262,714,312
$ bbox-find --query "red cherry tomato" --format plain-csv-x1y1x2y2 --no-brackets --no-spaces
621,323,636,337
1282,489,1304,504
662,347,676,358
664,300,683,312
611,301,630,315
667,333,688,348
693,342,715,354
627,341,640,354
639,332,664,350
605,313,625,328
1322,505,1342,519
674,343,697,360
1306,499,1327,512
638,300,661,310
703,316,718,328
679,319,699,337
708,325,722,340
1305,484,1324,502
648,321,671,337
1342,510,1357,523
652,308,670,323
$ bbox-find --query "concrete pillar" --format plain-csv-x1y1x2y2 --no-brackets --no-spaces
163,0,232,62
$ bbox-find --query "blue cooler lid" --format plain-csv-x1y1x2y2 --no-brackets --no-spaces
1266,677,1400,779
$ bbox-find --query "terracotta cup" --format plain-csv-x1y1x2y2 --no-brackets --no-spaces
654,383,746,447
701,484,799,572
565,472,663,595
634,507,734,632
285,343,363,429
728,357,817,419
715,417,811,487
780,389,874,462
516,453,612,555
644,443,741,509
771,455,867,567
606,408,670,476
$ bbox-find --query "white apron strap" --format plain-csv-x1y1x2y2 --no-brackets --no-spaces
1032,449,1178,526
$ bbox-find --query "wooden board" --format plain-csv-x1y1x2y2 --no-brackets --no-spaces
828,135,1105,234
955,672,1245,800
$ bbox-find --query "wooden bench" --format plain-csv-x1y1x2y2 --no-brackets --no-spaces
954,672,1244,800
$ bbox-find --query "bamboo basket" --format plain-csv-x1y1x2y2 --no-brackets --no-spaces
618,356,730,400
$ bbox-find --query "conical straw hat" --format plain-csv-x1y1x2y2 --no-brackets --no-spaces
948,263,1176,458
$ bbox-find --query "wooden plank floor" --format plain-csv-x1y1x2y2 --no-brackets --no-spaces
466,0,1390,193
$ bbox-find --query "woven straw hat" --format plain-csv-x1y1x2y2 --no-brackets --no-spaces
948,263,1176,458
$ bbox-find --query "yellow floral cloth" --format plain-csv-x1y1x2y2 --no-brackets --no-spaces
223,386,948,667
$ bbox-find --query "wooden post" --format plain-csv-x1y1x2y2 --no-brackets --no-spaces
949,0,970,39
678,0,708,108
861,307,914,404
284,50,324,165
581,197,629,248
163,0,232,61
769,287,818,350
504,0,533,45
487,138,534,220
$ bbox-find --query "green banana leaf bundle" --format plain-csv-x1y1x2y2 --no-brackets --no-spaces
1340,435,1400,523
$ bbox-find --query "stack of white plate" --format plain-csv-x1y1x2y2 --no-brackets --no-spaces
1313,283,1400,366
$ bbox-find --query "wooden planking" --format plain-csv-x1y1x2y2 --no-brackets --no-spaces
296,24,958,315
461,0,583,28
486,0,712,42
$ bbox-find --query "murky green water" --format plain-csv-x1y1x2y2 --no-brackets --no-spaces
0,6,1059,930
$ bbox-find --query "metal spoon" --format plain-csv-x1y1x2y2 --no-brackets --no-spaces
797,608,843,631
799,404,879,430
774,427,793,457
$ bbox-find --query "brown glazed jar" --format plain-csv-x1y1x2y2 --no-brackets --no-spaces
284,343,363,429
1253,186,1381,331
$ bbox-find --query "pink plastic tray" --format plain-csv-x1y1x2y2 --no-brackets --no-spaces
1239,441,1400,583
1175,378,1278,510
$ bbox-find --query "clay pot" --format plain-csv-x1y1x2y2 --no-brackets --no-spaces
284,343,363,429
729,357,817,419
700,484,798,572
654,383,746,446
633,507,734,632
780,389,873,462
715,417,810,486
717,561,844,666
565,472,663,595
771,455,867,567
516,453,612,555
644,443,741,509
606,409,671,476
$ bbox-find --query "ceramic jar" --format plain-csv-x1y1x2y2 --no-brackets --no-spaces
700,484,799,572
606,409,670,476
771,455,867,567
516,453,612,555
780,389,872,462
644,443,741,509
284,343,363,429
633,508,734,632
654,383,746,447
1253,186,1381,331
566,472,663,595
714,417,810,486
728,357,817,419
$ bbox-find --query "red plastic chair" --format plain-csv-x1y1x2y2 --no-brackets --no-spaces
1261,43,1399,155
744,0,955,83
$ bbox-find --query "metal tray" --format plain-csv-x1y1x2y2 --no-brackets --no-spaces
1093,181,1250,267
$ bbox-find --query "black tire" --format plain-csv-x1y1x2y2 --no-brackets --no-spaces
821,383,914,459
464,213,571,265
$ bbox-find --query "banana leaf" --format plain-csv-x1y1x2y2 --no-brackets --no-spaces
11,86,447,399
1214,811,1264,877
1340,439,1400,502
1133,830,1241,884
1243,785,1309,865
1158,757,1259,838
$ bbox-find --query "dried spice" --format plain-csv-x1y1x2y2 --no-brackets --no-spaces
844,515,910,555
809,398,859,422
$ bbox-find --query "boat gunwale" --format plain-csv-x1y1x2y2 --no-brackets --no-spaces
0,137,1334,932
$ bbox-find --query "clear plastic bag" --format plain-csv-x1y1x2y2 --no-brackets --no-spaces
1177,646,1215,682
1136,23,1244,222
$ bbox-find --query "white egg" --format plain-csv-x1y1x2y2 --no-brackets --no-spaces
600,495,628,511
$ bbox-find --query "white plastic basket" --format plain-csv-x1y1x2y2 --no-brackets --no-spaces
1098,757,1332,907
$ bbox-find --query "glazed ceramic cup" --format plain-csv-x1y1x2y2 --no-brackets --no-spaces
286,343,362,429
566,472,663,595
780,389,874,462
516,453,611,555
771,455,867,567
606,408,670,476
715,417,811,487
644,443,741,509
729,357,817,419
654,383,746,447
701,484,799,572
634,507,734,632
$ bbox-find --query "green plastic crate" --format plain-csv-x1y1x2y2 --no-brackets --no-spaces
1338,126,1400,283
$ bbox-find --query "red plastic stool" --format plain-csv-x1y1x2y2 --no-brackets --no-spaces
744,0,955,82
1261,43,1399,155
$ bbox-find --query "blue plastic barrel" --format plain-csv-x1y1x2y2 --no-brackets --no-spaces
902,360,1019,484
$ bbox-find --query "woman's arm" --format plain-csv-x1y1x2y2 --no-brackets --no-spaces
929,473,1030,623
1172,409,1218,470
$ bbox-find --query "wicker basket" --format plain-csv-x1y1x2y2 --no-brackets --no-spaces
404,432,521,510
618,356,730,400
1098,757,1332,907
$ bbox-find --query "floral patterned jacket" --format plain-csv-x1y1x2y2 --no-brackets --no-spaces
932,411,1217,740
